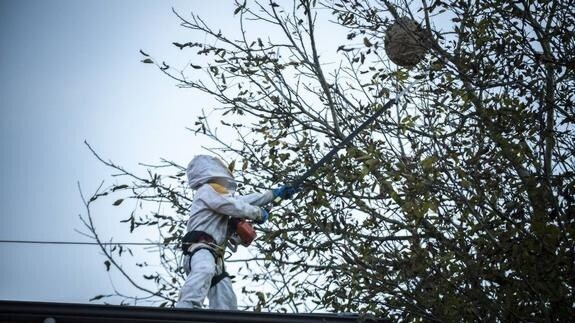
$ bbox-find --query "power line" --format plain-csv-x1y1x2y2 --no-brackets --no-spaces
0,239,178,246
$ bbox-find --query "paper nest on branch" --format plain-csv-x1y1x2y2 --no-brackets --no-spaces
384,17,428,67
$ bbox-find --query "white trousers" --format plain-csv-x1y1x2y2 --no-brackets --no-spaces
175,249,237,310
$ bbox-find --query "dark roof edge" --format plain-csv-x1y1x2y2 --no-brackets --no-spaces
0,300,390,323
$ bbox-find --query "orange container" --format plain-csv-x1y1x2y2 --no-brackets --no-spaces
236,220,257,246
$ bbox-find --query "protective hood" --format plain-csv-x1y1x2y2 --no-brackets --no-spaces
186,155,237,190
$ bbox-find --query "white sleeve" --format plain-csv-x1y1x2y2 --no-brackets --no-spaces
237,190,274,206
198,185,263,220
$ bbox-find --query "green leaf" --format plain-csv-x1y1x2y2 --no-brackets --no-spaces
112,184,129,192
363,37,373,47
228,160,236,173
104,260,111,271
141,58,153,64
113,199,124,206
256,291,266,304
421,156,436,170
234,1,246,15
90,294,105,301
392,70,408,81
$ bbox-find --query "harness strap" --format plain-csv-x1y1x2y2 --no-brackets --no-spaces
181,231,218,254
211,272,233,287
186,243,231,287
186,242,219,259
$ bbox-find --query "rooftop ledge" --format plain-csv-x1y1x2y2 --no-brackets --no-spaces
0,300,390,323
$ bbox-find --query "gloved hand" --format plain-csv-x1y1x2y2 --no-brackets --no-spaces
272,185,299,200
255,208,270,225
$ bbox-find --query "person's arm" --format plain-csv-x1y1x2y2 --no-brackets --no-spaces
198,185,265,221
237,185,299,206
237,190,274,206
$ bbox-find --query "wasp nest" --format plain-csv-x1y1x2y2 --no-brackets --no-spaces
384,17,428,67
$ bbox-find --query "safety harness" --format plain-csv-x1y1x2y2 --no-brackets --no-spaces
181,230,231,287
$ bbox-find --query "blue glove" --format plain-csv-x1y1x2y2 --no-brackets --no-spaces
255,208,269,225
272,185,299,200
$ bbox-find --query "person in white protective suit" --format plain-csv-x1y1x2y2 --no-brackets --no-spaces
175,155,297,310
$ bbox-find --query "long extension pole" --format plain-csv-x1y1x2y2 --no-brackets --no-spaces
289,80,418,190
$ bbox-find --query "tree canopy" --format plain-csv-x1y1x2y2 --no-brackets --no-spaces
84,0,574,321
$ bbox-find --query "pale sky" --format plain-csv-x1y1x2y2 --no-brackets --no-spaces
0,0,235,304
0,0,347,308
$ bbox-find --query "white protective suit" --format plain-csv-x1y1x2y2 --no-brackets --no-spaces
175,155,274,310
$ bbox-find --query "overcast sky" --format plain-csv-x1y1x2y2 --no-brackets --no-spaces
0,0,238,305
0,0,348,308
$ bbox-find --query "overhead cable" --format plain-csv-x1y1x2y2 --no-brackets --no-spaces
0,239,177,246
